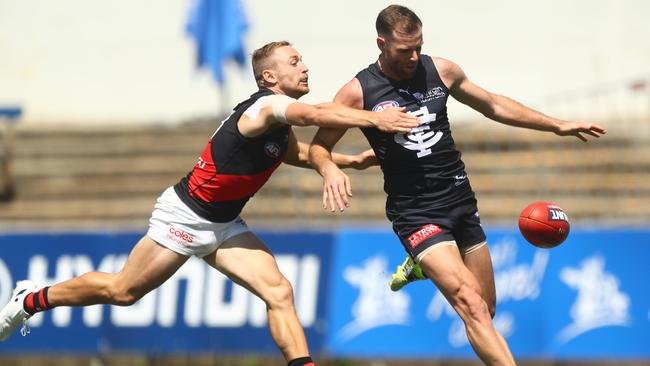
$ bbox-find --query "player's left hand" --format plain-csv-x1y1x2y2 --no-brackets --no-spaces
349,149,378,170
555,121,607,142
321,166,352,212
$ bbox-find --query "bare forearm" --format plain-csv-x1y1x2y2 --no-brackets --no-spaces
331,152,359,169
308,143,339,176
283,141,312,169
488,95,561,132
287,142,355,170
310,103,375,128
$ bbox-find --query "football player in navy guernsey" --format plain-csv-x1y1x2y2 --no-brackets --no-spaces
0,41,419,366
309,5,605,366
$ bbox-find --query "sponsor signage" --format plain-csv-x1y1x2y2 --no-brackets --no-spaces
0,232,333,354
1,229,649,359
328,228,650,359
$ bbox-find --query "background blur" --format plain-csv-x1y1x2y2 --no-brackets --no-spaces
0,0,649,365
2,0,649,126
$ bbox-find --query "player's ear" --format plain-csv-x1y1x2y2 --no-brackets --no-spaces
262,69,278,85
376,36,386,52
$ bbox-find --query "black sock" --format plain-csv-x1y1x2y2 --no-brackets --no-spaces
288,356,314,366
23,286,53,315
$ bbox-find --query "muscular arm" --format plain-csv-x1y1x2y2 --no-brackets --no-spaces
284,129,376,170
434,57,606,141
308,79,365,211
309,79,363,174
238,93,417,138
285,100,419,136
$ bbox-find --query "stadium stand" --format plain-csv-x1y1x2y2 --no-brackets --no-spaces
0,107,21,202
0,122,648,231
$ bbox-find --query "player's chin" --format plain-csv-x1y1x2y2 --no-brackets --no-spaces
298,84,310,94
400,69,417,79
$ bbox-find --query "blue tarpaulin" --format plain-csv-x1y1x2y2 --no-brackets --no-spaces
186,0,248,85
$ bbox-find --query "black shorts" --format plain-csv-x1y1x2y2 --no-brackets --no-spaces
386,195,486,259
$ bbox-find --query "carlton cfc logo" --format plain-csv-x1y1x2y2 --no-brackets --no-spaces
264,142,281,158
372,100,399,112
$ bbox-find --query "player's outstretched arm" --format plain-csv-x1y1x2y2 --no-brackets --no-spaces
237,93,418,137
284,131,378,170
308,78,367,212
285,102,418,132
310,128,352,212
438,57,607,141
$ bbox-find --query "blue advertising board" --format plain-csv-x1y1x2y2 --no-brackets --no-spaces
327,228,650,359
0,231,333,354
1,228,649,359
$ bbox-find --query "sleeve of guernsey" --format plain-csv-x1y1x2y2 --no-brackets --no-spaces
264,94,297,124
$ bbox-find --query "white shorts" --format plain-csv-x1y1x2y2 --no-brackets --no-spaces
146,186,251,257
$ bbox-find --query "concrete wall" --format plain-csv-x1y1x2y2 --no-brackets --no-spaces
1,0,649,125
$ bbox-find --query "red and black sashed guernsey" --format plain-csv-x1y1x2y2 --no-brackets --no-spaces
174,88,291,222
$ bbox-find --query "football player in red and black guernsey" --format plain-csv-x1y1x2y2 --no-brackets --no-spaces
0,41,419,366
309,5,605,366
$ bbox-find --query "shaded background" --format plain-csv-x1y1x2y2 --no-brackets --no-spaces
1,0,648,126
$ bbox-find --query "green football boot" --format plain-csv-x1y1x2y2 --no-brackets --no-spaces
389,255,427,291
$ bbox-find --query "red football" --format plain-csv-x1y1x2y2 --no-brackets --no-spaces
518,202,570,248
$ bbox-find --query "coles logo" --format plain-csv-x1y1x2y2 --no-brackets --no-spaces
408,224,442,249
372,100,399,112
168,227,194,245
264,142,281,158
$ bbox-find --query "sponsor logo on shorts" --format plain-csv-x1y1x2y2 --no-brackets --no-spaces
372,100,399,112
168,227,194,246
264,142,281,158
408,224,442,249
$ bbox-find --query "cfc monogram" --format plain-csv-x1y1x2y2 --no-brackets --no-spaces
394,105,441,158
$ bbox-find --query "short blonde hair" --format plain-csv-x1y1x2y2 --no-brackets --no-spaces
252,41,291,87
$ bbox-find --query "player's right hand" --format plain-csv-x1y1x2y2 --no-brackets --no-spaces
321,166,352,213
372,107,420,133
349,149,378,170
554,120,606,142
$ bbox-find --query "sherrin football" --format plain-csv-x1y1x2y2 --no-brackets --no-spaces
518,202,570,248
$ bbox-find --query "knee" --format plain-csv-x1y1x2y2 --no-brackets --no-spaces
455,285,492,323
263,276,295,310
107,284,144,306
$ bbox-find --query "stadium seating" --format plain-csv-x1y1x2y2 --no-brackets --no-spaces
1,122,648,230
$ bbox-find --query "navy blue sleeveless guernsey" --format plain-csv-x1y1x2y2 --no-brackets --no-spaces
356,55,476,206
174,88,290,222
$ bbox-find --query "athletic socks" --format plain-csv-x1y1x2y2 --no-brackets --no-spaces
288,356,314,366
22,286,53,315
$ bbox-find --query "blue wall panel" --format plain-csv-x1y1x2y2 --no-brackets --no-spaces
0,232,334,355
0,228,649,359
327,228,650,359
